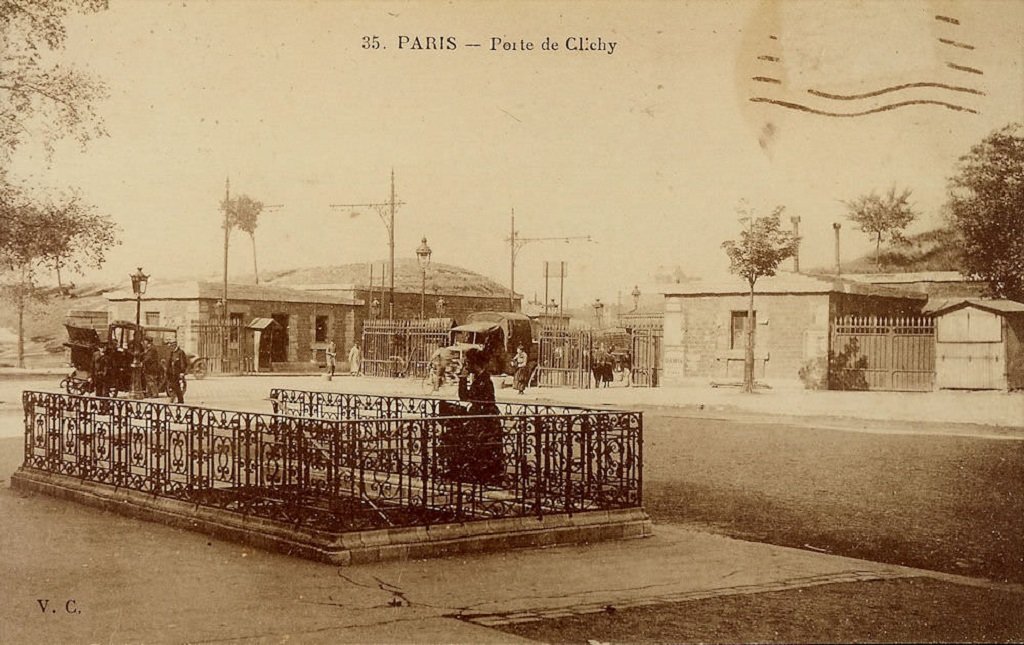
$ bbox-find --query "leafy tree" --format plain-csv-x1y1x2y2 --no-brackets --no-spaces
222,194,264,284
40,190,120,292
843,187,917,271
0,1,113,367
0,0,109,162
721,205,799,392
946,123,1024,301
0,194,59,367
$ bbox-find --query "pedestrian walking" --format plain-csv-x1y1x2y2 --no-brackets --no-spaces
165,340,188,404
325,340,337,377
142,337,161,397
511,344,529,394
91,344,110,397
347,343,361,376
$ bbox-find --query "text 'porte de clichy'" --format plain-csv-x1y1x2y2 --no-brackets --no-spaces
362,35,618,55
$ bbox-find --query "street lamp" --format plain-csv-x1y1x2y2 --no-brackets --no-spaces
129,267,149,399
416,236,432,319
592,298,605,328
631,285,641,312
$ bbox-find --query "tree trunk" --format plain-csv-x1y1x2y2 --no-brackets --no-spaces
250,233,259,285
744,280,755,393
875,233,881,271
17,266,26,369
55,259,63,292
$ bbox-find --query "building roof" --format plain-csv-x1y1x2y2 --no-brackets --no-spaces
661,272,927,300
924,298,1024,316
839,271,974,285
105,281,363,306
265,259,518,299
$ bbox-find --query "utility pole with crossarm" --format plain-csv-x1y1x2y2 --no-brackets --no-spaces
330,170,404,320
506,208,592,311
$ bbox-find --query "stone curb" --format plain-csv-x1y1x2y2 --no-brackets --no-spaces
11,468,653,566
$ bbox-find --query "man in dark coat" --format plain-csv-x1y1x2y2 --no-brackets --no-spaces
91,344,110,397
165,340,188,404
142,337,161,397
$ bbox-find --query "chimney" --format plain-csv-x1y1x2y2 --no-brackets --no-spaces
832,222,842,277
790,215,801,273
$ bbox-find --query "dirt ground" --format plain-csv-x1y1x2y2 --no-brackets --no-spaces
641,414,1024,583
497,577,1024,644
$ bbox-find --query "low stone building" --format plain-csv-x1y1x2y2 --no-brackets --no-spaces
265,259,520,336
660,272,927,387
105,281,362,370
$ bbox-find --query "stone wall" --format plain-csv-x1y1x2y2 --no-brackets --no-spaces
662,293,832,385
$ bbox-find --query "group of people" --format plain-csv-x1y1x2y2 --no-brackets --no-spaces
591,344,616,388
324,341,362,377
90,337,188,403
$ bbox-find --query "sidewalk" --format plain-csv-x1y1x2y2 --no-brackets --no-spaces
3,368,1021,428
2,432,1019,644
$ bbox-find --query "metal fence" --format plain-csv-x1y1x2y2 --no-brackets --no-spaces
620,314,664,388
361,318,453,378
535,327,594,388
830,315,936,392
21,389,642,533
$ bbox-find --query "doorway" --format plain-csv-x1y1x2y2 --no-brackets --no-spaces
271,313,290,362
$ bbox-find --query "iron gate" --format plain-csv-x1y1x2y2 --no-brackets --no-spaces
535,327,593,388
191,321,251,374
630,327,663,387
361,318,453,378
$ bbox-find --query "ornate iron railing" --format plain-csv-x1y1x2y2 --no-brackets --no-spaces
21,390,642,534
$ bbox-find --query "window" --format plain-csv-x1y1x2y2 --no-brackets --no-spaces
730,311,755,349
229,312,244,342
315,315,329,343
144,311,160,326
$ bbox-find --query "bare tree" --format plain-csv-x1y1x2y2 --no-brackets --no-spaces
721,205,799,393
843,187,917,271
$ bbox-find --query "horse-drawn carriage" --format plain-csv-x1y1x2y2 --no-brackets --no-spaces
61,321,206,397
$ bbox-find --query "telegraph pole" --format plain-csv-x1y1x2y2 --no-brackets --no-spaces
506,209,590,312
330,170,404,320
222,177,230,320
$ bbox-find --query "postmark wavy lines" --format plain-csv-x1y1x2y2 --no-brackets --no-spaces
748,12,984,118
749,97,979,117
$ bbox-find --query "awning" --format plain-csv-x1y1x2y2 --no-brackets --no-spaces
452,321,501,334
247,318,282,330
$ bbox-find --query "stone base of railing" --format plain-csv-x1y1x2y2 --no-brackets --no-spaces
11,468,653,565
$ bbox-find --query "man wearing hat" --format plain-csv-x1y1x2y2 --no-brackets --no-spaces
165,339,188,404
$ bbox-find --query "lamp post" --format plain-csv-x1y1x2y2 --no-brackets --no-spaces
592,298,605,328
416,236,432,319
129,267,149,399
631,285,641,312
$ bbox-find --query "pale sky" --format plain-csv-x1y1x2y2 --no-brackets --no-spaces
9,0,1024,306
